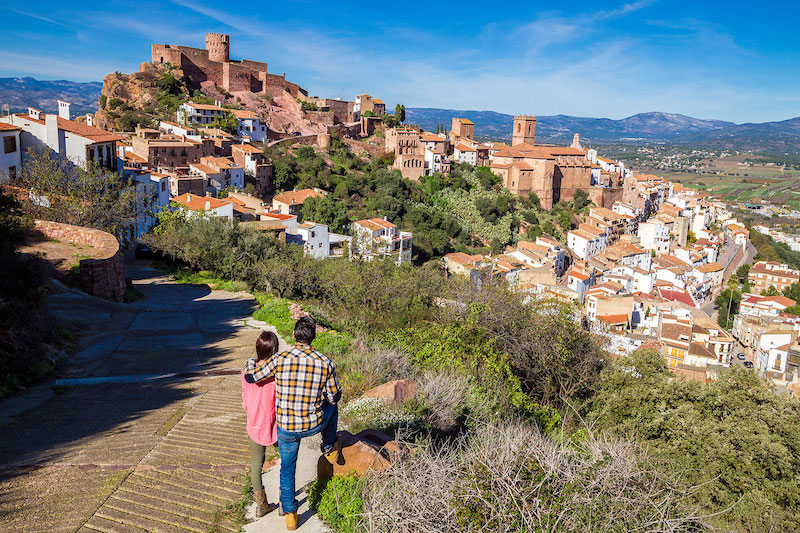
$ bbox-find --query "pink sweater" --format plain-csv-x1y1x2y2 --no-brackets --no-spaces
241,362,278,446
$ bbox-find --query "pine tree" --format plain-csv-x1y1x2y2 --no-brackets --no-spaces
395,104,403,123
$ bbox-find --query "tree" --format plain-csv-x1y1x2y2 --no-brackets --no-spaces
715,286,741,329
400,105,406,123
573,189,590,211
761,285,779,296
557,210,573,230
210,111,238,135
395,104,403,123
490,237,504,255
14,148,155,239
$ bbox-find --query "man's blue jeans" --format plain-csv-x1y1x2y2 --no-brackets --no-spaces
276,402,338,514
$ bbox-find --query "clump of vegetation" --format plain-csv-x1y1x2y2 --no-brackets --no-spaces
339,396,420,434
590,348,800,532
308,474,365,533
362,421,705,532
298,99,319,111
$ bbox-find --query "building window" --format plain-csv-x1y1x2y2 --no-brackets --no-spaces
3,135,16,154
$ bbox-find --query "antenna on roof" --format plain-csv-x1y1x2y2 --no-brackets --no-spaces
1,104,8,117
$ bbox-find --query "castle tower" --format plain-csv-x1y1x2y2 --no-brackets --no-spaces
512,115,536,146
205,33,230,63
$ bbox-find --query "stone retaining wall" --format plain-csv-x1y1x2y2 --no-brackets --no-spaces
34,220,126,302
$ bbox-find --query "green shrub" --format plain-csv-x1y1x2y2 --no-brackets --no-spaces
308,474,365,533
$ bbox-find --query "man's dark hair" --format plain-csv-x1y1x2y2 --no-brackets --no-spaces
294,316,316,344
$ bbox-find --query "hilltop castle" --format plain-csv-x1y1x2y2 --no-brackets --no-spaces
152,33,306,98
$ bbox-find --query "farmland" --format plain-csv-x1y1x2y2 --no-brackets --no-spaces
597,143,800,208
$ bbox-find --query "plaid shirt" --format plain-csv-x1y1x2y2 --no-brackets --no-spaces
245,343,341,433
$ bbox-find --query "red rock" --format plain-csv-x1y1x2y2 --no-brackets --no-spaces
318,429,404,478
362,380,417,405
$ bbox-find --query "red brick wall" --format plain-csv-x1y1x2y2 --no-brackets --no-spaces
34,220,126,302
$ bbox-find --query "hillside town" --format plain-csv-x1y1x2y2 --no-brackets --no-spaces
1,32,798,394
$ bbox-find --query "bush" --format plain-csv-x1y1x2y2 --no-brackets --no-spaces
591,348,800,531
362,421,704,532
308,474,365,533
339,396,419,434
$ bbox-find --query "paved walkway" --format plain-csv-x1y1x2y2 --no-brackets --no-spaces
0,258,326,532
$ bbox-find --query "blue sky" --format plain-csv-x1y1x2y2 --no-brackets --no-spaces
1,0,797,123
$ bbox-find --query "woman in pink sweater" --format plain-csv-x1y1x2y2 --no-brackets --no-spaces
241,331,280,517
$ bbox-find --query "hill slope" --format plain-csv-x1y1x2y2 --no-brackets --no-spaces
0,77,102,116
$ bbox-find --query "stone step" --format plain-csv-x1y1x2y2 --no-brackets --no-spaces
111,488,215,528
78,514,149,532
126,473,233,509
102,497,207,533
93,504,193,533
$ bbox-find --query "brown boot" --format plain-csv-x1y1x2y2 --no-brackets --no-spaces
285,511,298,530
254,489,277,518
323,435,342,464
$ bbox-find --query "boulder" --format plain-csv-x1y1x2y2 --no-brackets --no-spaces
362,380,417,406
317,429,403,478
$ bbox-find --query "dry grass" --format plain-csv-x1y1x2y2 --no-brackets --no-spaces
362,421,709,533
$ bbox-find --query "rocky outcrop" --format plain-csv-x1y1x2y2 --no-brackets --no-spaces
317,429,405,478
95,61,331,137
362,380,417,406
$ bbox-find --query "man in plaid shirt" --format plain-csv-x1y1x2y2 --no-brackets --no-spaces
244,316,341,530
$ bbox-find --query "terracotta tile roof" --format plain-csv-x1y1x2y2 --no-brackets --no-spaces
444,252,485,266
198,127,234,138
172,193,232,211
190,163,220,174
658,287,696,307
355,217,396,231
696,262,724,273
184,102,225,111
598,314,629,325
0,123,21,131
456,143,476,152
261,212,296,221
761,295,797,307
547,146,587,156
14,113,123,142
457,118,474,125
272,188,324,206
232,144,262,154
373,99,384,105
231,109,259,120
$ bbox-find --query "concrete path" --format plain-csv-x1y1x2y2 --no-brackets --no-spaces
0,258,327,532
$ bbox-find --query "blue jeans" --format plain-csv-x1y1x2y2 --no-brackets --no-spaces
276,402,338,514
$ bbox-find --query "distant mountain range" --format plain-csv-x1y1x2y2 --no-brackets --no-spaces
406,108,800,153
2,77,799,153
0,77,101,116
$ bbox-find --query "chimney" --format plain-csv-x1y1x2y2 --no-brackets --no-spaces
28,107,40,120
44,113,60,153
57,100,71,120
85,113,94,127
214,99,221,107
571,133,582,150
205,200,211,210
187,193,192,201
